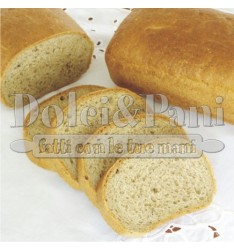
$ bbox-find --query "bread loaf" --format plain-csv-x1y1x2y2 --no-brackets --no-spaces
106,9,234,124
97,155,216,236
78,114,186,205
24,85,104,189
1,8,93,107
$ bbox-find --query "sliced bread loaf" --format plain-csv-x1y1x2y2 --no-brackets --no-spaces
97,156,216,236
1,9,94,107
78,114,186,205
24,85,104,189
53,87,146,189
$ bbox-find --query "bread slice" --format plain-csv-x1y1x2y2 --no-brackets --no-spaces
1,9,93,107
53,87,146,189
105,9,234,124
24,85,104,189
78,114,186,205
97,155,216,236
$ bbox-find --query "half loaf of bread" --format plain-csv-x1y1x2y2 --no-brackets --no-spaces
1,8,93,107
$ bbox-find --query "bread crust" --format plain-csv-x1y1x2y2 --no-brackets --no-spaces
24,85,104,190
97,155,216,236
106,9,234,124
78,113,187,206
1,8,94,106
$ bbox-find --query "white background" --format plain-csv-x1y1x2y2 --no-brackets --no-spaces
1,8,234,242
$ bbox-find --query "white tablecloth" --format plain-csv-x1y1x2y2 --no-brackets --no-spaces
1,8,234,241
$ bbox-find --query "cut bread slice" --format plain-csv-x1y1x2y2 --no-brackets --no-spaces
24,85,104,189
53,87,146,189
1,9,94,107
78,114,187,205
97,155,216,236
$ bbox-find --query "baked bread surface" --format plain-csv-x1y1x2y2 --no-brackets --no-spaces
106,9,234,124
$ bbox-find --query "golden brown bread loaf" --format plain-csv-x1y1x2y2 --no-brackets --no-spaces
106,9,234,124
1,8,93,107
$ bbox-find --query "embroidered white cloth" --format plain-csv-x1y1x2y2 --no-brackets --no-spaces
1,8,234,241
